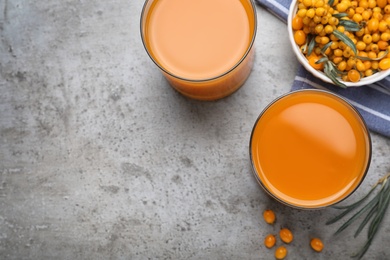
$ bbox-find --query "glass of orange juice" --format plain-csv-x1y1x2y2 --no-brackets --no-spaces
140,0,257,101
250,89,372,209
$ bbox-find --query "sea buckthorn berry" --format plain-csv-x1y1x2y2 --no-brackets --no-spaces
371,60,379,69
328,16,339,25
316,7,327,16
263,209,276,224
347,57,356,67
362,10,371,20
355,6,365,14
303,0,313,7
359,0,369,8
378,0,387,8
381,32,390,41
308,53,325,69
337,2,348,12
306,8,316,18
316,0,325,7
379,58,390,70
321,36,330,44
348,69,361,82
370,43,379,52
372,12,383,20
297,9,307,18
275,246,288,260
368,0,377,8
364,60,372,70
333,56,343,64
338,60,347,70
315,24,324,34
385,5,390,14
334,49,343,56
378,40,389,50
310,238,324,252
368,51,377,59
356,60,366,71
264,234,276,248
279,228,294,244
356,41,367,50
294,30,307,45
363,34,373,44
324,24,334,34
365,69,374,76
292,15,304,30
367,18,379,32
378,20,389,32
353,13,363,23
321,16,329,24
372,33,381,42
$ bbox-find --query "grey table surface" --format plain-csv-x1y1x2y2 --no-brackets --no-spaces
1,1,389,259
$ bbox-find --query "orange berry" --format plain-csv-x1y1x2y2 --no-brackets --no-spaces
311,238,324,252
264,234,276,248
292,15,304,30
348,69,361,82
294,30,307,45
275,246,288,260
307,53,325,70
379,58,390,70
263,209,276,224
279,228,294,244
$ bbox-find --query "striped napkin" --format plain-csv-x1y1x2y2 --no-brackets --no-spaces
255,0,390,138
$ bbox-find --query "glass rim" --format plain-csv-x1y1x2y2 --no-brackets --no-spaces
139,0,257,83
249,89,372,210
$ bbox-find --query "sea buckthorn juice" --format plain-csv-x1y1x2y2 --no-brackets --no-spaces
140,0,257,100
250,90,371,209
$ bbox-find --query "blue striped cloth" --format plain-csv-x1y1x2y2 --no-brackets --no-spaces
255,0,390,138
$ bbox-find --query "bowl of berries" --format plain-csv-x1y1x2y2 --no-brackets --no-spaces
288,0,390,88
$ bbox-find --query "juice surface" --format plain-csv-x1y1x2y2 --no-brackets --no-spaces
250,91,371,208
144,0,254,80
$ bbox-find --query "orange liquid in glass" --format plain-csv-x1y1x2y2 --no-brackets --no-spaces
250,90,371,208
142,0,256,100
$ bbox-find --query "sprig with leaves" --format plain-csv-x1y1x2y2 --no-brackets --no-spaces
326,173,390,259
305,14,361,88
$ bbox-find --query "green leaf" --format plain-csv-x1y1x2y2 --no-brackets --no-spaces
339,20,361,32
332,30,357,55
333,195,379,236
328,0,335,6
323,61,347,88
316,57,328,64
321,41,333,54
333,13,349,19
307,35,316,56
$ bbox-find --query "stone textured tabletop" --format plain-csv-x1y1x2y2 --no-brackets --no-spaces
1,1,389,259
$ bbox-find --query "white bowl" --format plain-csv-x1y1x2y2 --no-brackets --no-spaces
287,0,390,87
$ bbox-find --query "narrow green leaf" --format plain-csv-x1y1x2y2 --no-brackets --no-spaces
321,41,333,54
339,20,361,32
333,13,348,18
316,57,328,64
333,185,378,209
307,35,316,56
334,195,379,236
323,61,347,88
354,204,378,238
332,30,357,55
328,0,335,6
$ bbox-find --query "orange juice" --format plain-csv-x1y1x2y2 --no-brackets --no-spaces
250,90,371,209
140,0,257,100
